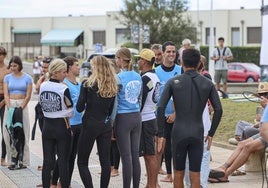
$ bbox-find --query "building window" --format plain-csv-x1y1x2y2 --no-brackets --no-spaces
14,33,41,47
93,31,106,45
205,27,216,45
247,27,261,44
116,28,130,44
231,27,240,46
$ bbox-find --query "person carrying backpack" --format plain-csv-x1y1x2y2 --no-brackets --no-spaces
211,37,233,98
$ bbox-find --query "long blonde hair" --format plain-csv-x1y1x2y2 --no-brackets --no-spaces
85,56,117,98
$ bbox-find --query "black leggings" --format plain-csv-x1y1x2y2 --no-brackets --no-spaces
164,122,173,174
115,112,142,188
110,140,120,169
172,137,203,172
77,121,112,188
42,117,71,188
52,124,82,186
0,96,6,159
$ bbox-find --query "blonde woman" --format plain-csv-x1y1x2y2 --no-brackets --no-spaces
39,59,73,188
115,47,142,188
77,55,117,188
3,56,32,169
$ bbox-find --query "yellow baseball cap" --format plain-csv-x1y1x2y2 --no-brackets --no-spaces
135,48,155,62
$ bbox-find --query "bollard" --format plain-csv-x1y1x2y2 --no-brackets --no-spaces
245,150,265,172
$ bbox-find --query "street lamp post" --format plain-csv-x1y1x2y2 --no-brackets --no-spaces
208,0,215,82
196,0,200,51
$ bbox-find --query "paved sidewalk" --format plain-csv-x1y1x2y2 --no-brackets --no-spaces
0,97,266,187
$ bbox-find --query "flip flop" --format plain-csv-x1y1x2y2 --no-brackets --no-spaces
208,177,229,183
209,169,225,178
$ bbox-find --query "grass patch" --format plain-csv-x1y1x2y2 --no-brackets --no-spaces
213,99,259,144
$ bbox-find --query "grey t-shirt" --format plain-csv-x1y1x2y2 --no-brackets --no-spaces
213,47,233,70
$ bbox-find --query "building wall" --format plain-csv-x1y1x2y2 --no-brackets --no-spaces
185,9,261,46
0,8,262,58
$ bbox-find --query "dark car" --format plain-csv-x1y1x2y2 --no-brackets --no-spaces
79,53,115,78
227,62,260,82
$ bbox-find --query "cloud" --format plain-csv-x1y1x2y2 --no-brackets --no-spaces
0,0,264,18
0,0,123,17
189,0,262,10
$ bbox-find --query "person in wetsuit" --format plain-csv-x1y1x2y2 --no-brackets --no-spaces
77,55,117,188
39,59,73,188
155,41,182,183
51,56,82,187
157,49,223,188
137,48,160,188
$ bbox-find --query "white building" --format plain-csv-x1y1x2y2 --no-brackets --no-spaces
0,8,262,59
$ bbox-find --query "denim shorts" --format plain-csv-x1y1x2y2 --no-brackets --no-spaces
252,133,268,148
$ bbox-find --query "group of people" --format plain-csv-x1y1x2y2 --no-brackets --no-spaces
32,39,223,188
2,35,267,188
208,82,268,183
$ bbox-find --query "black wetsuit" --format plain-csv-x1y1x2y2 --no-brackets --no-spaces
157,70,222,172
40,79,73,188
77,84,115,188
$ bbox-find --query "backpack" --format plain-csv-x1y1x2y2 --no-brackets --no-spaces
215,47,227,64
33,61,42,69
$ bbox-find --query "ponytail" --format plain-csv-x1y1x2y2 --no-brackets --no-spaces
127,60,133,71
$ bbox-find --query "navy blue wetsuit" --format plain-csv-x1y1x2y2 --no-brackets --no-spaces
157,70,222,172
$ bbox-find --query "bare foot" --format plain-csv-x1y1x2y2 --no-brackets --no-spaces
57,182,62,188
158,168,167,175
111,169,119,177
160,175,173,182
1,158,7,166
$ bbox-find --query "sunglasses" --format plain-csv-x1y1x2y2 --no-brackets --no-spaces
258,92,268,98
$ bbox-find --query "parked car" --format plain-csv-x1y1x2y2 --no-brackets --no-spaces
79,48,139,79
79,52,115,78
227,62,260,82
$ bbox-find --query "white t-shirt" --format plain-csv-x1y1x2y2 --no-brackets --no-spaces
203,104,212,136
213,47,232,70
33,61,42,74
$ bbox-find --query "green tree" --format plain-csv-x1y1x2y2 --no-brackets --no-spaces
117,0,196,46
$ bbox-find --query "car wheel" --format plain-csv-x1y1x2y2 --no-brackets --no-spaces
246,77,255,83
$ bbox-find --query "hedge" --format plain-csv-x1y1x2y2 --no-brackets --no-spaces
200,46,261,66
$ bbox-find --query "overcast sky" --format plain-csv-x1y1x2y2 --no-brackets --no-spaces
0,0,265,18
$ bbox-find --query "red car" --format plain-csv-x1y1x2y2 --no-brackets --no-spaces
227,62,260,82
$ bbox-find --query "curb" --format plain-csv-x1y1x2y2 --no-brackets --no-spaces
212,141,237,150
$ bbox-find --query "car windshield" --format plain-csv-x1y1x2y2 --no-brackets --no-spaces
244,63,260,73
